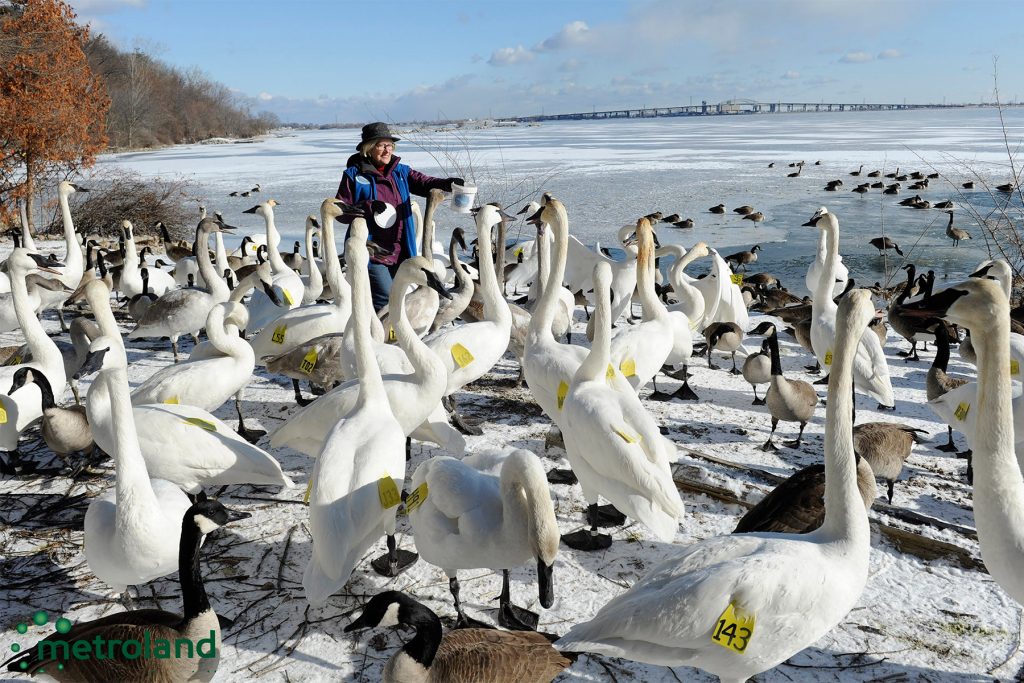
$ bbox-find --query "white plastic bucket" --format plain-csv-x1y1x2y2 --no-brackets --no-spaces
450,181,477,214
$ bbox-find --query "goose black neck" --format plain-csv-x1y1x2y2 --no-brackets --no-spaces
97,253,107,276
141,269,150,294
924,271,936,300
767,330,782,376
897,265,916,304
160,223,172,243
31,371,56,411
178,519,211,621
85,242,94,269
401,602,443,669
933,324,951,372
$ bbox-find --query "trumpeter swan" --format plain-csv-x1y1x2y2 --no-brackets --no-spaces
554,290,875,681
31,181,88,330
300,215,324,303
119,220,176,299
244,200,304,332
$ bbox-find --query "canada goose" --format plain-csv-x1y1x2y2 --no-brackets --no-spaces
750,322,818,450
996,182,1016,192
852,422,925,504
250,183,261,193
913,199,931,209
345,591,570,683
787,166,802,178
934,200,954,209
850,164,864,176
884,167,900,179
887,264,924,361
644,210,663,222
807,209,895,410
898,194,922,207
866,169,881,177
672,218,694,229
708,203,726,214
962,180,975,189
902,279,1024,605
883,183,902,195
661,212,681,223
733,205,754,215
734,457,875,534
722,244,761,271
868,236,903,256
704,321,743,373
824,180,842,191
8,367,93,470
926,322,968,453
742,338,771,405
226,235,256,271
282,240,304,271
852,184,869,194
555,291,873,680
560,259,684,551
944,210,971,246
409,449,558,630
126,267,158,322
158,221,193,262
128,218,234,362
8,499,248,680
743,211,765,222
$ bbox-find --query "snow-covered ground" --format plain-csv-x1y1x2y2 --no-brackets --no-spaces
0,237,1019,682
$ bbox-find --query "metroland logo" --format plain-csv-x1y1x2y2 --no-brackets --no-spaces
7,610,216,674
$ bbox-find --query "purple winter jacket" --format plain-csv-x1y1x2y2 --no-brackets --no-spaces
335,153,453,265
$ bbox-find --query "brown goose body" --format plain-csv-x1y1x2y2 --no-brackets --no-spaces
852,422,926,503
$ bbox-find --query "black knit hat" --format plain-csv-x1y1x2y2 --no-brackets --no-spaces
358,122,400,150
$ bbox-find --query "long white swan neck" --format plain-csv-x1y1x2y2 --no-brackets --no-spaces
475,211,510,325
348,231,386,405
390,266,435,380
105,361,161,515
820,298,871,542
814,217,839,314
971,300,1019,493
86,285,124,350
196,227,228,301
529,205,567,339
58,187,83,272
578,269,612,382
10,260,59,368
124,224,139,266
634,221,664,322
319,207,345,307
263,207,286,270
500,452,558,564
304,222,321,281
204,304,238,357
421,192,439,257
214,232,228,274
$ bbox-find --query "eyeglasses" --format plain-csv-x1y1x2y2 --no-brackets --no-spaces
373,141,395,151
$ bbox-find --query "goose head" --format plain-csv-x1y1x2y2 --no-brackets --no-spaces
345,590,426,634
749,320,776,337
899,278,1005,330
189,498,251,537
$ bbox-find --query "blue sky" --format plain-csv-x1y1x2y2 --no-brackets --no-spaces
71,0,1024,124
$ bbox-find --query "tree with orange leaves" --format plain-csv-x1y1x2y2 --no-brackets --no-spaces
0,0,109,230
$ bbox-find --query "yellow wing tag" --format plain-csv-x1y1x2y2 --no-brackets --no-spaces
556,380,569,410
182,417,217,432
620,358,637,377
300,349,318,374
0,400,6,425
614,428,641,444
824,350,833,366
10,355,21,365
451,343,474,368
378,476,401,509
730,273,744,285
711,602,755,654
164,396,179,405
954,402,970,421
388,327,397,342
606,364,615,380
282,288,295,306
303,479,313,504
271,325,287,344
1012,360,1020,376
404,482,428,513
514,247,524,258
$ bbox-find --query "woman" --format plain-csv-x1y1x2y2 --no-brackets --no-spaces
336,122,463,311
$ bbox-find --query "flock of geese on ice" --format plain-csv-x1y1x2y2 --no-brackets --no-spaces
0,178,1023,682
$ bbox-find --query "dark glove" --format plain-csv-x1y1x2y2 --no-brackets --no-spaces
447,177,465,190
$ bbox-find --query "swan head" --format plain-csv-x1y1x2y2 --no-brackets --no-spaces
471,202,513,233
319,197,348,224
120,219,134,241
451,227,468,252
189,499,250,537
58,180,89,196
242,199,279,217
969,259,1012,300
689,242,710,259
75,336,119,379
899,278,1005,331
517,200,541,220
802,207,832,228
198,216,233,234
6,249,64,278
592,259,613,295
398,256,452,300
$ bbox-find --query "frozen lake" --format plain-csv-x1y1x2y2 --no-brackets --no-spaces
97,107,1024,294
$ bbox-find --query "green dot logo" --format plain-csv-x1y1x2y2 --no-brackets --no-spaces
32,611,47,626
9,610,72,674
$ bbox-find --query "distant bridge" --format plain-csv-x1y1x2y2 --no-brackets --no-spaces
499,99,973,123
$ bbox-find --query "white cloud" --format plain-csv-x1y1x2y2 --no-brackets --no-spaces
534,21,590,52
782,70,800,80
257,92,273,101
840,51,873,63
559,59,583,73
488,45,534,67
878,48,903,59
71,0,145,11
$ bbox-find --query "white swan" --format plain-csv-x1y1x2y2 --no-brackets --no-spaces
901,278,1024,605
560,259,685,551
0,251,67,468
806,207,895,409
303,218,411,607
271,253,460,457
805,226,848,297
409,448,559,630
694,248,748,331
32,181,88,329
249,199,350,364
563,224,638,327
609,217,674,393
554,289,875,682
244,200,304,332
119,220,176,299
424,203,513,434
652,242,709,401
128,218,235,361
82,335,192,592
300,215,324,303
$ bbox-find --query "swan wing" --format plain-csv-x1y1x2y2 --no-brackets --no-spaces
852,327,894,406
